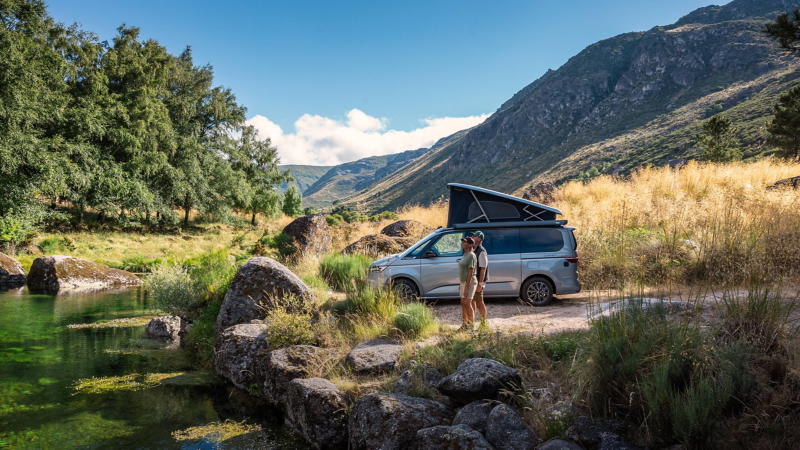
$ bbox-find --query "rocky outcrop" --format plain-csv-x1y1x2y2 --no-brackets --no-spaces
341,234,405,258
485,404,540,450
145,316,185,340
436,358,522,405
26,255,140,290
767,175,800,190
263,345,335,403
285,378,349,450
348,393,455,450
452,400,494,435
0,253,26,286
522,182,558,205
282,214,332,256
537,439,584,450
215,257,313,333
566,416,630,449
380,220,434,239
213,322,269,390
416,424,494,450
346,339,403,375
394,361,441,395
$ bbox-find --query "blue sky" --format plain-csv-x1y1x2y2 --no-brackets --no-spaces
46,0,723,165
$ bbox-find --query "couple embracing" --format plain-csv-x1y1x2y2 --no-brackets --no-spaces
457,231,488,331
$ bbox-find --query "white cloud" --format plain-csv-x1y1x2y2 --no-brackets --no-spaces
246,109,489,166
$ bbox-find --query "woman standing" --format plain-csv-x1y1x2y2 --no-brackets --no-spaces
458,236,477,331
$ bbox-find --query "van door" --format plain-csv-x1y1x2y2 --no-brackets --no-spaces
478,229,521,296
420,231,464,298
520,228,569,289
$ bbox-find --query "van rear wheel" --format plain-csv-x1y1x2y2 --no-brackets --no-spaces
393,278,419,301
521,277,553,306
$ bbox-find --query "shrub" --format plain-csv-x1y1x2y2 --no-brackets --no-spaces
188,249,238,302
146,262,197,317
394,303,435,337
183,297,223,368
259,232,296,257
325,215,340,227
0,217,32,247
334,285,399,321
37,237,63,254
319,253,371,291
263,306,318,350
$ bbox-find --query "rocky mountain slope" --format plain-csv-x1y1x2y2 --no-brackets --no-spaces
296,129,470,209
343,0,800,211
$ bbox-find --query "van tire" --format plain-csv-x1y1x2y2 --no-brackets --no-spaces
521,277,554,306
393,278,419,301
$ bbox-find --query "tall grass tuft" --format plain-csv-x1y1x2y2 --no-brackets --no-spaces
394,303,435,337
716,287,797,353
319,253,372,291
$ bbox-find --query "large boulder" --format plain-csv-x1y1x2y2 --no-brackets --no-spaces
485,404,540,450
767,175,800,190
452,400,494,435
522,182,558,205
537,439,584,450
282,214,332,256
416,424,494,450
145,316,186,340
436,358,522,405
380,220,434,239
263,345,335,403
213,322,269,390
394,361,441,395
215,257,313,333
348,393,455,450
285,377,349,450
346,339,403,375
341,234,404,258
0,253,26,286
26,255,141,290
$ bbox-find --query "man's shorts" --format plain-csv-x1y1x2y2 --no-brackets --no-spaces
473,283,486,303
459,277,477,300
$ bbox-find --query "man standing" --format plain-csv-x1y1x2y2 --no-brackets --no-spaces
469,231,489,327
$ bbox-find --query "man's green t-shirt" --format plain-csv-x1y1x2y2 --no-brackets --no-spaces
459,252,477,282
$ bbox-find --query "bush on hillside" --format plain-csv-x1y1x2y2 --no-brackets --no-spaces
319,253,371,291
394,303,435,337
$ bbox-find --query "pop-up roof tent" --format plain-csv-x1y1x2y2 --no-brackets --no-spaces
446,183,565,229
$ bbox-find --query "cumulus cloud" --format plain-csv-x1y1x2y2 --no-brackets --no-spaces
246,109,489,166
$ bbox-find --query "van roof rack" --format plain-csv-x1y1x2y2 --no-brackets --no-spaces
452,220,568,229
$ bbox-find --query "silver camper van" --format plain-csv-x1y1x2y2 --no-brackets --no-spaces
366,184,580,306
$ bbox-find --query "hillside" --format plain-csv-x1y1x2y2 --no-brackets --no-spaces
278,165,333,193
300,129,471,209
344,0,800,211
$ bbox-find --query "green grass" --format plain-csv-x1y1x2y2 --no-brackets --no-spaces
319,253,372,291
394,303,435,337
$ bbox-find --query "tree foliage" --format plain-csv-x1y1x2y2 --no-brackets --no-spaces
282,185,303,217
695,115,742,162
0,0,290,235
766,84,800,160
764,9,800,54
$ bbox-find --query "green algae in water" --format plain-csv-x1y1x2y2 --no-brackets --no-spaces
73,371,218,394
1,410,137,449
66,316,155,329
172,420,262,443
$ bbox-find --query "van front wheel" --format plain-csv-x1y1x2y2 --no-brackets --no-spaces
393,278,419,301
521,277,553,306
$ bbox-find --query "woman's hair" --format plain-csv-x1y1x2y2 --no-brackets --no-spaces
462,237,474,245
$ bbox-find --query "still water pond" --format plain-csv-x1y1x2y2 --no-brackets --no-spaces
0,286,306,449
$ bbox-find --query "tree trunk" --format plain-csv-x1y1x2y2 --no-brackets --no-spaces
184,194,191,227
251,210,257,226
98,211,105,224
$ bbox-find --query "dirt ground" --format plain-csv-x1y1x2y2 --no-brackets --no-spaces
430,287,800,335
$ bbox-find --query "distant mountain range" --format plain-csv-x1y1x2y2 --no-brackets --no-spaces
332,0,800,211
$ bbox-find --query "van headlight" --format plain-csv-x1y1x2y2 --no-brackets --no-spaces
369,265,387,273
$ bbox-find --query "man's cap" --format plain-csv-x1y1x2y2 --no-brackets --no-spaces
461,237,475,245
469,230,484,240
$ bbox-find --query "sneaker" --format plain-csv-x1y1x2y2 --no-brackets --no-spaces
457,323,470,332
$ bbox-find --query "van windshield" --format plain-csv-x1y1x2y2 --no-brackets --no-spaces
399,230,443,258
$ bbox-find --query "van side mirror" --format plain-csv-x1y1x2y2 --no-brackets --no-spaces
423,250,437,259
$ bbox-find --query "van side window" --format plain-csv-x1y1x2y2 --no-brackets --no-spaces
431,232,464,256
481,229,520,254
520,228,564,253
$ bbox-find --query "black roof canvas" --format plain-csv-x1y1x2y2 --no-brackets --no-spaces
446,183,562,228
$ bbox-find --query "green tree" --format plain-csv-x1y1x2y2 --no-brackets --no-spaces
764,9,800,54
766,85,800,160
282,185,303,217
695,115,742,162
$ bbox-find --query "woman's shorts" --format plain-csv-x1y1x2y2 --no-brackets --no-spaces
459,277,477,300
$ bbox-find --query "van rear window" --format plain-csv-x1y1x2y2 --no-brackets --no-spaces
520,228,564,253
